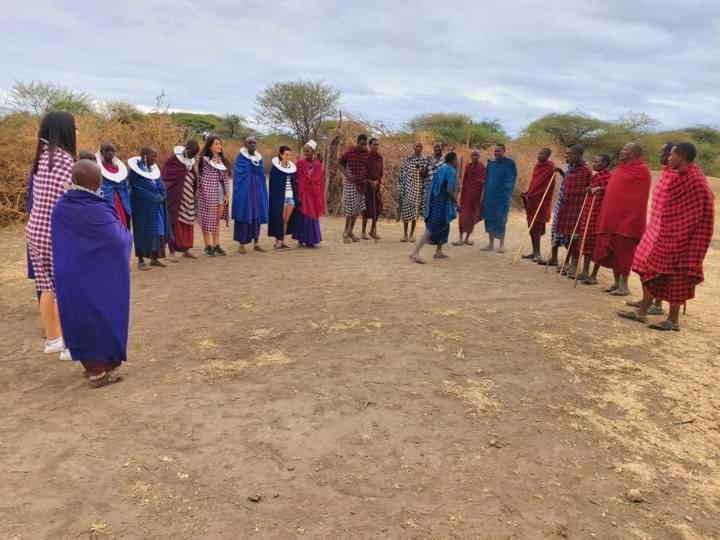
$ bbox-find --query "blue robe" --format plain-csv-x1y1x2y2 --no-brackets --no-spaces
101,177,132,220
424,163,457,245
129,168,171,255
51,189,132,363
268,163,298,240
232,152,268,225
483,157,517,235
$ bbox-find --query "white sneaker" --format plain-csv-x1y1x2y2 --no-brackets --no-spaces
44,337,65,354
59,349,72,361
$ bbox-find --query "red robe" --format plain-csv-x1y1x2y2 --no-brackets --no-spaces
162,152,197,251
632,164,715,304
593,159,652,275
554,161,592,253
364,151,384,219
459,161,487,234
579,168,611,256
524,159,555,236
295,158,325,219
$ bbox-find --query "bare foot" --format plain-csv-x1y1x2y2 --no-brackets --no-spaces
496,248,506,254
452,241,465,246
464,240,474,246
433,252,448,259
253,244,267,253
409,254,425,264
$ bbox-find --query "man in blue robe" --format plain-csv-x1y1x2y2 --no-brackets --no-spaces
233,136,269,254
482,143,517,253
409,153,459,264
51,160,132,387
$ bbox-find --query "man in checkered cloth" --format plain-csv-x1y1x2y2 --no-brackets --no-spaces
338,134,369,243
618,143,715,331
398,142,429,242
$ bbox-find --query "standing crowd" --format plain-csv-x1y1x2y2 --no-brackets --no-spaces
24,111,715,387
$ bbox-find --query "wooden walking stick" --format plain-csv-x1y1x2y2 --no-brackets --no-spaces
558,193,589,278
513,172,556,265
573,193,596,288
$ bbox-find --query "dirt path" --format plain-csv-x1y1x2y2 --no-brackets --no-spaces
1,207,718,539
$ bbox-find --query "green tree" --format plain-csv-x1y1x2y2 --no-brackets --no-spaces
102,101,144,124
219,114,248,139
10,80,94,115
408,113,507,148
521,111,608,147
170,112,222,137
685,125,720,145
255,80,341,145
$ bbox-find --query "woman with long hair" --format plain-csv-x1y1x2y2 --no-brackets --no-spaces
268,145,298,250
25,111,77,358
197,135,231,256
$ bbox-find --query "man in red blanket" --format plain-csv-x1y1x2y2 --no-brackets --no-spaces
624,142,677,315
593,143,651,296
617,143,715,331
521,147,555,261
453,148,487,246
553,145,592,277
576,154,611,284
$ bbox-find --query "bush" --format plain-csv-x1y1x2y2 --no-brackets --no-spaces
0,113,186,225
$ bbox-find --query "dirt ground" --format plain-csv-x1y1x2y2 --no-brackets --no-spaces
1,189,719,538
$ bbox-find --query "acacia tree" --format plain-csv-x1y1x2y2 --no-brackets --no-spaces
409,113,507,148
221,114,246,138
10,80,94,115
255,80,341,145
521,111,608,147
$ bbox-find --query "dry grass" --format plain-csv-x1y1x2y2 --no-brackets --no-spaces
0,114,185,224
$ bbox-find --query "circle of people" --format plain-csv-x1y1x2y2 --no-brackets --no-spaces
25,112,715,387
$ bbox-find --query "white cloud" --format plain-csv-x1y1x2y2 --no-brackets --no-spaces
0,0,718,134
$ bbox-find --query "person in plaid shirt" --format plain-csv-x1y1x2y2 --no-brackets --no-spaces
552,144,592,277
618,143,715,331
338,134,369,243
25,111,77,357
576,154,611,284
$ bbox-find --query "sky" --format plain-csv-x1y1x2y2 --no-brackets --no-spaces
1,0,719,135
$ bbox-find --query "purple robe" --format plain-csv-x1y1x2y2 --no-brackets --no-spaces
51,189,132,363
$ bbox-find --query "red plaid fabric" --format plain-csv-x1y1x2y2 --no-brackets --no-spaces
364,152,384,219
580,168,611,255
554,162,592,237
633,164,715,303
26,147,73,291
197,161,228,234
525,160,555,229
642,273,698,305
339,146,369,193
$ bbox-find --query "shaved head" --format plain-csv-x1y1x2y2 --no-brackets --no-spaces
72,160,101,192
619,142,642,163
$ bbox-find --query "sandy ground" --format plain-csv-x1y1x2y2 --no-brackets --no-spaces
1,193,718,538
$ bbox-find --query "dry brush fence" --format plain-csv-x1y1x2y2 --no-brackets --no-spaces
1,113,561,226
0,114,185,225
